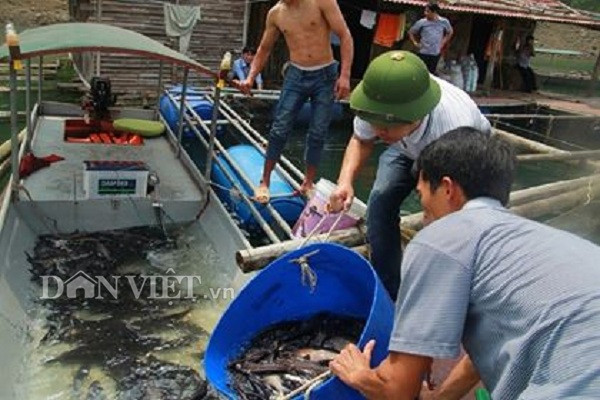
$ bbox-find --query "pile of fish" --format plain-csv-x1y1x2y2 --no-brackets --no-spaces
229,314,364,400
26,227,217,400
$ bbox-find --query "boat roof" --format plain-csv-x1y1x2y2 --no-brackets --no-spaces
0,23,215,78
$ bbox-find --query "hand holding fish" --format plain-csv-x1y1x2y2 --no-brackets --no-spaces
329,339,375,386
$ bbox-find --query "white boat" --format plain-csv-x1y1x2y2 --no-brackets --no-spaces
0,22,317,399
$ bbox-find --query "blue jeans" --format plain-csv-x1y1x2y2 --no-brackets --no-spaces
266,62,338,167
367,146,417,301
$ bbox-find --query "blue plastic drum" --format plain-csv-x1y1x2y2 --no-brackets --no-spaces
159,86,222,138
204,243,395,400
211,144,305,231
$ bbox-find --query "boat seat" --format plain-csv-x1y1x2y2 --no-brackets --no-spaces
113,118,165,138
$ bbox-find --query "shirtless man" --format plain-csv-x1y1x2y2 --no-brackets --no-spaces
240,0,353,203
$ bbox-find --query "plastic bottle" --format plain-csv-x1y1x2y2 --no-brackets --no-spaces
460,55,471,91
450,60,464,90
5,23,23,70
470,56,479,92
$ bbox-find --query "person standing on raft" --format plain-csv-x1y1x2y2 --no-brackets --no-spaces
238,0,354,204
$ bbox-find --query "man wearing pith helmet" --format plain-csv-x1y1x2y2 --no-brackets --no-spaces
329,51,490,300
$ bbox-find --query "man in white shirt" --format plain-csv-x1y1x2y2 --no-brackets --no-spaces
329,51,490,300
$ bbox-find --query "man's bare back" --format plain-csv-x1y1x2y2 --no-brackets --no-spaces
270,0,333,67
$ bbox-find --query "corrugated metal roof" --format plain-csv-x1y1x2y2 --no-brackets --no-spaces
383,0,600,28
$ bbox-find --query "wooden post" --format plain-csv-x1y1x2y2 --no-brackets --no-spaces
588,50,600,97
96,0,102,76
242,0,251,46
483,28,502,93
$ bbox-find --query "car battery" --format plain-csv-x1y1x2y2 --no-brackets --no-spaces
83,160,149,199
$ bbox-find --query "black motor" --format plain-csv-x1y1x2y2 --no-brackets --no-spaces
86,77,116,119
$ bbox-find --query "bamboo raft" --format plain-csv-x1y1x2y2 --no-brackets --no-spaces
235,126,600,272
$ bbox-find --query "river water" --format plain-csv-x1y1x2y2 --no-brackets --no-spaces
18,223,241,399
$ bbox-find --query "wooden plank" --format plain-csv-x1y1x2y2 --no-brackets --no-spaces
72,0,245,101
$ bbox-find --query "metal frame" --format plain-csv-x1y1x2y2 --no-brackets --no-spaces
9,61,18,193
164,90,298,242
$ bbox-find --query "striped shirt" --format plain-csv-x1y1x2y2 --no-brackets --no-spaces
353,76,491,160
391,198,600,399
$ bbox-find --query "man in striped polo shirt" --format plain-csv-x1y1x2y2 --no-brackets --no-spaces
329,51,490,300
330,129,600,399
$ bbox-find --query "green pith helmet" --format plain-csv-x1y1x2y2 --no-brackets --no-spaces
350,51,441,125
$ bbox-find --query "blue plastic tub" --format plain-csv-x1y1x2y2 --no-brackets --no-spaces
211,144,305,231
159,86,222,138
204,243,395,399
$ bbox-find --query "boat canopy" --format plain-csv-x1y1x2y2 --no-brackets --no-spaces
0,23,215,78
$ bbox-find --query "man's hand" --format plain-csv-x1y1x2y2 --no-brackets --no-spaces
330,340,375,387
328,182,354,213
239,77,254,96
419,382,438,400
335,75,351,100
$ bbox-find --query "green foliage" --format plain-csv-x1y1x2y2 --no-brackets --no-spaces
56,60,76,84
561,0,600,13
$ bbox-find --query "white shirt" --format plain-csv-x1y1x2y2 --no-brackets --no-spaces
353,76,491,160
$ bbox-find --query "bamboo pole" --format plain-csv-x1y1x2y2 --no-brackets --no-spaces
0,129,26,162
208,96,303,192
402,174,600,231
517,150,600,162
0,157,10,179
486,114,595,120
493,128,566,155
509,174,600,207
511,184,600,220
237,173,600,272
236,227,369,273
